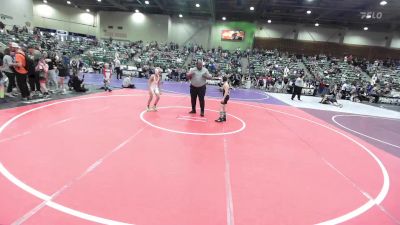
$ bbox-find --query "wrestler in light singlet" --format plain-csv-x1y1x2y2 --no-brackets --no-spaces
147,67,162,112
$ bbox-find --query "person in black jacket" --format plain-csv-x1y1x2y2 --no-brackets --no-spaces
69,75,87,92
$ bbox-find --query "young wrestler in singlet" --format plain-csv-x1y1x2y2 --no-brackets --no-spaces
146,67,162,112
215,76,230,122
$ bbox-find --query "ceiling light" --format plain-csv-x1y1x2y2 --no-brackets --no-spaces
250,6,255,11
315,22,319,27
135,9,140,13
145,0,149,4
67,0,71,4
179,14,183,18
306,10,312,14
267,19,271,23
363,27,368,31
86,9,90,12
380,1,387,6
43,0,47,3
222,17,226,21
195,3,200,7
97,0,101,2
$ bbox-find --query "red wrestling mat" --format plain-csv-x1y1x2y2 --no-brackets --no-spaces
0,89,399,225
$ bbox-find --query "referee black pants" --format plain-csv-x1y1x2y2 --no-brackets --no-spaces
190,85,206,113
291,86,302,100
115,67,122,79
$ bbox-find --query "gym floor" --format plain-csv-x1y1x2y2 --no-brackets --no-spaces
1,73,399,225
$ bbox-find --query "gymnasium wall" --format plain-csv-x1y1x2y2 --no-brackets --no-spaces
344,30,387,47
392,32,400,49
255,22,399,49
29,1,400,51
32,2,98,36
298,26,342,43
255,24,296,40
99,11,168,42
0,0,33,27
254,37,400,59
168,18,211,48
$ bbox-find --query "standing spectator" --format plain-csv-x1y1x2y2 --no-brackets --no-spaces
0,71,5,103
1,48,17,97
36,53,50,98
114,57,122,80
102,63,112,92
57,56,68,94
11,43,31,100
28,47,41,96
291,74,304,101
47,53,59,93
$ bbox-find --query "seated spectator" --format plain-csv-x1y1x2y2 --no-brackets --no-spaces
320,88,343,108
69,74,88,92
122,76,135,89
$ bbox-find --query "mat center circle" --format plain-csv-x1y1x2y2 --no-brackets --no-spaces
140,106,246,136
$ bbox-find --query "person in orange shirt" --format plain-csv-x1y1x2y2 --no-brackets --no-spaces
11,43,30,100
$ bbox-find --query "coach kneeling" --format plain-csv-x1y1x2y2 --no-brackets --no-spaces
187,60,212,117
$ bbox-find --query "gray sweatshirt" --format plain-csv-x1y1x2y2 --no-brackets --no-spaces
295,77,304,88
189,67,212,87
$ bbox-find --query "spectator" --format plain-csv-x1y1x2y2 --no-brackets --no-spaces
291,74,304,101
114,57,122,80
11,43,31,100
35,52,50,98
28,47,41,96
47,53,59,92
1,48,17,97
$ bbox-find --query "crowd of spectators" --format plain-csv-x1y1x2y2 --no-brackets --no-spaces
1,24,399,106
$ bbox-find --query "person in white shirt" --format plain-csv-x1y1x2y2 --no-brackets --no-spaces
291,74,304,101
1,48,18,96
114,58,122,80
103,63,112,92
122,76,135,89
284,66,289,77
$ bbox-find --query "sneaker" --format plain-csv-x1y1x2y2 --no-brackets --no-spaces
189,110,196,114
147,106,153,112
200,112,204,117
5,93,15,98
152,106,158,111
215,118,224,123
21,97,28,101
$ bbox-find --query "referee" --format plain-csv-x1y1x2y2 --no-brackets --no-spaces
187,60,212,117
291,74,304,101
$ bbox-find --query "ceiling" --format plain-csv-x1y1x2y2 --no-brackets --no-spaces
39,0,400,31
